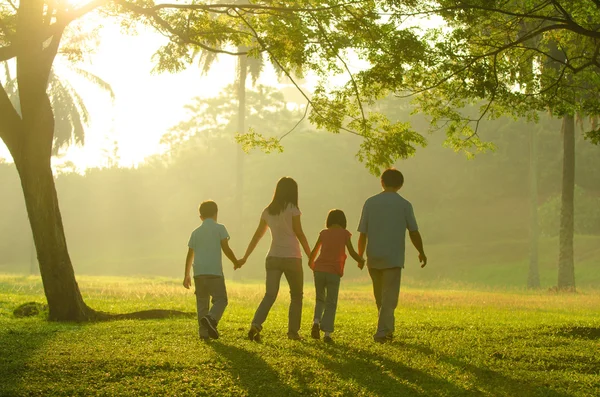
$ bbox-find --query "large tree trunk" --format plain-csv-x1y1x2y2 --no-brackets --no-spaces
557,114,576,290
13,144,94,321
527,126,540,288
3,0,94,321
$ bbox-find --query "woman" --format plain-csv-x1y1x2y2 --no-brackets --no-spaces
241,177,311,341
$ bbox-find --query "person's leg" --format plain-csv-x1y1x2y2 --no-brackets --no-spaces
320,273,341,334
368,267,383,311
313,271,326,324
251,257,283,330
194,276,210,339
374,267,402,339
311,271,326,339
283,258,303,336
207,276,228,324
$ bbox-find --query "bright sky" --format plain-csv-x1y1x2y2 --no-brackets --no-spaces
0,19,258,171
59,22,240,170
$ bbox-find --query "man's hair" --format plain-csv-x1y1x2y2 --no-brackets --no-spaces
381,168,404,188
199,200,218,218
326,209,347,229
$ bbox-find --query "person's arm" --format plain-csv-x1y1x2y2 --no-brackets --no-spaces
221,238,239,267
357,232,367,257
308,236,322,269
183,248,194,289
346,238,365,268
357,202,368,269
242,218,268,261
292,215,311,258
409,230,427,268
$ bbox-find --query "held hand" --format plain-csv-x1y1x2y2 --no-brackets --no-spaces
234,258,247,270
357,257,365,270
419,253,427,268
183,274,192,289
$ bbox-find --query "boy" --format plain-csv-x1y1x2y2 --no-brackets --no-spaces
357,168,427,343
183,200,244,340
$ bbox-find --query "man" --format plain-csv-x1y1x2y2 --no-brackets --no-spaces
357,168,427,343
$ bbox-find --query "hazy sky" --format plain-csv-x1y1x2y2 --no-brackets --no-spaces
0,20,253,170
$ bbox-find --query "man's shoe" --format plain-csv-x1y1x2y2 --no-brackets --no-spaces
200,335,210,342
311,323,321,340
248,325,261,342
374,333,393,343
200,316,219,339
287,332,304,341
323,335,334,344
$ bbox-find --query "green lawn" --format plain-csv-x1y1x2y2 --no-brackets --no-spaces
1,275,599,396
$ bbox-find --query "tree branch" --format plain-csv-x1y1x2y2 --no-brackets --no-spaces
116,1,248,56
307,12,367,134
0,80,22,153
231,8,362,138
136,1,370,14
279,101,309,141
0,46,16,62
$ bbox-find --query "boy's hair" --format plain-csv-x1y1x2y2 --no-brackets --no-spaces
267,177,299,216
381,168,404,188
326,209,347,229
199,200,218,218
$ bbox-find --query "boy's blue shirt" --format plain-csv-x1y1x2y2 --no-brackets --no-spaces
188,218,229,277
357,192,418,269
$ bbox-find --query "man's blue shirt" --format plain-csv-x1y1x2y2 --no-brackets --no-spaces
358,192,418,269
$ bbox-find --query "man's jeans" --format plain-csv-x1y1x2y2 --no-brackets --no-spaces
313,271,341,333
252,257,303,334
194,275,228,338
368,267,402,338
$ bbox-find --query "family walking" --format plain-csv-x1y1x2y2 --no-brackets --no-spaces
182,168,427,343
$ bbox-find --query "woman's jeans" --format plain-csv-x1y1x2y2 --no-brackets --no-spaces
252,256,303,334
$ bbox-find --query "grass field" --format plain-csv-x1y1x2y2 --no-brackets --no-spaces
1,274,599,396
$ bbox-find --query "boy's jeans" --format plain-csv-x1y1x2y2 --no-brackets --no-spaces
368,267,402,338
194,275,228,338
313,271,341,333
252,256,303,335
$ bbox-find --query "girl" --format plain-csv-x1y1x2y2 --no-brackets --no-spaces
241,177,311,341
308,209,364,343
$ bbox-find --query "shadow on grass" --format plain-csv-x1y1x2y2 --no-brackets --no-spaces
0,322,64,395
289,342,472,396
209,341,300,396
401,341,570,397
556,326,600,340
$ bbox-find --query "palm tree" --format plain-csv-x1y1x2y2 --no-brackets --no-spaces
3,61,114,156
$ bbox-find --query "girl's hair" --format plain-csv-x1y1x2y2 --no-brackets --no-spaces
326,209,347,229
267,177,299,216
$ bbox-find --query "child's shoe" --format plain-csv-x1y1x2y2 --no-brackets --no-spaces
200,316,219,339
323,335,334,344
311,323,321,340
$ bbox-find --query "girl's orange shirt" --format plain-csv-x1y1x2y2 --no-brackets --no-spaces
313,228,351,277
